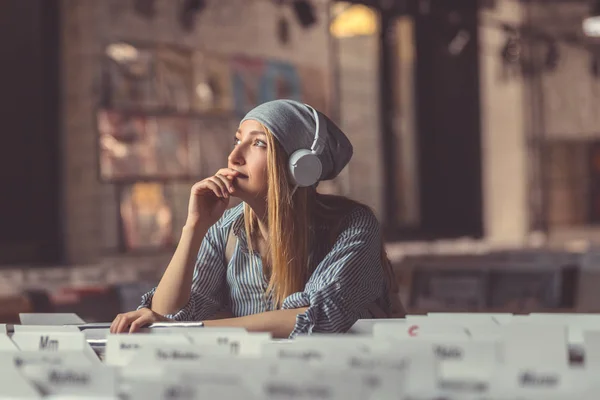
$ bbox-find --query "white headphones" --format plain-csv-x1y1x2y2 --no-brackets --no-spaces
288,105,327,187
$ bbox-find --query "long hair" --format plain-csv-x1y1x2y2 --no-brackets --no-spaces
243,126,403,314
243,126,311,308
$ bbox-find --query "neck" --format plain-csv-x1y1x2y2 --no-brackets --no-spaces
244,198,269,242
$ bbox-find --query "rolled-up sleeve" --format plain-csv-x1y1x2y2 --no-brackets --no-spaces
282,207,386,337
138,222,228,321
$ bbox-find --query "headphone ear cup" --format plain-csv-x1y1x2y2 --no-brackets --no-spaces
289,149,322,187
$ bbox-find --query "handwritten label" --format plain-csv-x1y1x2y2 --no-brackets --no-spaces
260,375,368,400
49,370,90,385
488,366,584,399
128,344,230,365
105,333,190,366
39,335,59,351
519,371,559,387
261,342,350,367
187,332,271,356
13,351,94,368
435,345,463,360
11,332,86,352
20,365,116,397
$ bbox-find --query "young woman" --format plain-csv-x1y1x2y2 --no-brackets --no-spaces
110,100,405,338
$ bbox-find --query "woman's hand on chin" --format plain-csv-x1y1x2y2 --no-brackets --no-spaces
185,168,241,229
109,308,171,334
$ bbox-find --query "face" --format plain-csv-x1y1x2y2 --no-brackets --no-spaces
228,120,269,200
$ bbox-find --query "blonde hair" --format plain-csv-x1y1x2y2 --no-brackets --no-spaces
243,126,402,314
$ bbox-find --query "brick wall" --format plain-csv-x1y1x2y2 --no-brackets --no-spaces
60,0,334,265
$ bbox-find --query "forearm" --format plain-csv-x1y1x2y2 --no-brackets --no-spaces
203,307,309,338
151,223,208,315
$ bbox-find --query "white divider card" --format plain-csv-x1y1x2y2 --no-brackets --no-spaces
19,313,86,326
373,320,469,340
293,334,393,355
104,333,190,366
128,343,231,365
0,323,6,334
348,318,407,335
124,380,192,400
20,364,117,398
162,359,278,400
528,314,600,349
261,340,360,367
465,323,503,340
12,350,96,368
260,374,368,400
11,331,101,365
584,331,600,367
13,325,81,333
488,364,590,400
274,359,408,400
0,358,42,399
501,323,568,367
426,312,508,323
0,333,18,351
434,340,500,397
149,325,247,335
186,331,271,356
402,343,442,400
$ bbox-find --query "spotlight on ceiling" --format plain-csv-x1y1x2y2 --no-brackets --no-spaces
583,0,600,37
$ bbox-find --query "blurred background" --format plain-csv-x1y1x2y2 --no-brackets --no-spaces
1,0,600,323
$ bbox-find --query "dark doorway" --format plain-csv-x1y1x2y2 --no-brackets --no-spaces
0,0,63,265
379,0,483,240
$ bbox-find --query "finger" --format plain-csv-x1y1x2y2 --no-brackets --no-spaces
217,168,241,177
205,180,225,198
116,313,136,334
208,177,229,198
214,174,235,194
129,315,150,334
109,315,121,334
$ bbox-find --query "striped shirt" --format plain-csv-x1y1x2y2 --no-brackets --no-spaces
140,202,391,338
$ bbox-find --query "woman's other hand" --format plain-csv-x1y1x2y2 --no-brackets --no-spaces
185,168,240,229
109,308,170,334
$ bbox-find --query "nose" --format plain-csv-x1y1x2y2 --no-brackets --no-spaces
228,144,245,167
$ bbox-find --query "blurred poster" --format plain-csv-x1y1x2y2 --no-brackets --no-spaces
298,66,330,114
193,52,234,114
231,56,265,116
261,60,302,102
105,43,162,109
119,183,174,251
105,43,194,112
188,117,238,178
154,116,191,177
156,46,195,112
98,110,191,180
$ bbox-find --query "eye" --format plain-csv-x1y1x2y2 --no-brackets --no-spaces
233,137,241,146
254,139,267,148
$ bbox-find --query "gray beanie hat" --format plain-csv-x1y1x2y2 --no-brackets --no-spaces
240,99,353,182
